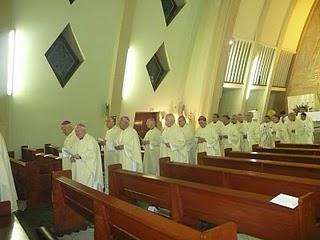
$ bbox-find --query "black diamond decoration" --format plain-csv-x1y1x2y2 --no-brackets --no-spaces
161,0,178,26
146,55,166,91
45,35,81,88
69,0,75,4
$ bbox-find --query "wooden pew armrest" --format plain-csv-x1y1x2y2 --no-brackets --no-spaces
0,201,11,217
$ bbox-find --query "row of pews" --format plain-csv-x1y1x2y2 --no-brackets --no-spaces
2,141,319,239
51,142,320,240
53,170,237,240
9,144,61,208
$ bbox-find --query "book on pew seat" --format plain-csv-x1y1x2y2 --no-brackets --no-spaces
270,194,299,209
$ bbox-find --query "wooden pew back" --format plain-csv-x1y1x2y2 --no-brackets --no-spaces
109,164,320,240
44,144,59,156
253,145,320,156
197,152,320,179
226,151,320,164
53,171,237,240
21,146,44,161
10,151,62,208
160,157,320,200
275,143,320,149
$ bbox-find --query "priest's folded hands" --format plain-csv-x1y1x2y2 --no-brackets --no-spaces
141,140,150,145
114,145,124,150
197,137,206,143
71,154,81,161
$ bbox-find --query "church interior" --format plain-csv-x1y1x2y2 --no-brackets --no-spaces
1,0,320,239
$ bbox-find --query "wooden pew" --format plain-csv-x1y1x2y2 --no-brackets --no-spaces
0,201,30,240
160,156,320,204
109,164,320,240
197,152,320,179
275,143,320,149
52,170,237,240
226,151,320,164
44,144,59,156
8,151,14,158
21,145,44,161
34,153,62,205
10,147,62,208
252,145,320,156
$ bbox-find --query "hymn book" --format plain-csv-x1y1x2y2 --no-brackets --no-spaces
270,194,299,209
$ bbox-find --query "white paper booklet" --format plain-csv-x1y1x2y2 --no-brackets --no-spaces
270,193,299,209
62,148,73,158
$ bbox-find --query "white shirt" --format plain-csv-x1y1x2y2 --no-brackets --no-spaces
72,134,103,191
195,124,221,156
160,124,188,163
118,127,143,172
62,129,79,170
143,128,161,175
0,133,18,212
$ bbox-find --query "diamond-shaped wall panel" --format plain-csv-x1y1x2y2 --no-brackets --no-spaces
161,0,185,26
45,24,83,88
146,43,170,91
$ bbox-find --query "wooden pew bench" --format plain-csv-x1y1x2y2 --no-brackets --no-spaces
252,145,320,156
275,143,320,149
109,164,320,240
52,170,237,240
0,201,30,240
10,147,62,208
226,150,320,164
160,157,320,207
197,152,320,179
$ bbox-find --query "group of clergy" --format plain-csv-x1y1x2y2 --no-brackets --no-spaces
60,110,315,193
0,109,315,212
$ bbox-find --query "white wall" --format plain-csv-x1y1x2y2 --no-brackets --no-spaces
233,0,265,40
6,0,124,151
119,0,205,121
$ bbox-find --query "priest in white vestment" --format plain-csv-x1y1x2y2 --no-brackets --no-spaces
298,107,313,125
100,117,121,192
210,113,224,153
71,124,104,191
0,133,18,212
115,116,143,172
279,111,287,124
210,113,224,135
142,118,161,175
271,115,289,143
260,115,274,148
243,112,260,151
160,113,188,163
297,113,314,144
237,113,247,151
195,116,221,159
178,115,196,164
61,120,78,170
286,113,300,144
220,115,241,153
